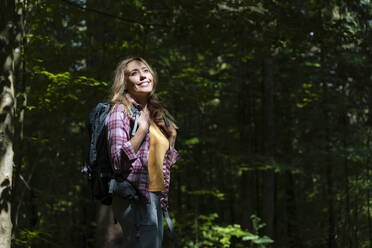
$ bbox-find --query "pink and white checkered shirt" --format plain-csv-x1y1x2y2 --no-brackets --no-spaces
105,99,180,209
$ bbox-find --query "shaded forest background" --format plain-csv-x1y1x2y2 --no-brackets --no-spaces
1,0,372,247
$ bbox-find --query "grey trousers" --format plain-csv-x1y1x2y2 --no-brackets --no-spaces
112,192,164,248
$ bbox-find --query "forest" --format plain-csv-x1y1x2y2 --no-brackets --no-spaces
1,0,372,247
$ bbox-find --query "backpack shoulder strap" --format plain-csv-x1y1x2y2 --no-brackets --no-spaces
130,105,140,138
163,209,178,248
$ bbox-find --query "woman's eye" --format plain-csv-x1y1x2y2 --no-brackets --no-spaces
131,71,137,76
143,69,149,73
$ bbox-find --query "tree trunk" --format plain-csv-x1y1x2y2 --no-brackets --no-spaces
238,60,257,228
285,171,301,248
354,175,360,248
322,75,335,248
86,0,121,81
95,205,123,248
343,109,352,248
12,0,28,233
366,134,372,246
84,1,124,246
326,162,335,248
0,0,21,246
320,64,335,248
262,57,275,239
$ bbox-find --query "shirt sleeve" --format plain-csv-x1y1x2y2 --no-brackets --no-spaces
160,146,180,209
106,104,137,175
165,146,180,165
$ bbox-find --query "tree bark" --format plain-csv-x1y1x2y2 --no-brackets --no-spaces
0,0,21,246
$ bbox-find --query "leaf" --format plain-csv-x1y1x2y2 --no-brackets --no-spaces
185,137,199,145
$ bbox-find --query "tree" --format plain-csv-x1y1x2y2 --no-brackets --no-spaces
0,0,21,247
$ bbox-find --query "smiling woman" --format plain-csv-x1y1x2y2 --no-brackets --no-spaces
105,57,180,248
126,60,154,104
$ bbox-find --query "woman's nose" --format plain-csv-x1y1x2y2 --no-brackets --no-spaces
140,73,146,80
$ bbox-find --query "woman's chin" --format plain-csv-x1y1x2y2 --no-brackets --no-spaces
130,90,152,99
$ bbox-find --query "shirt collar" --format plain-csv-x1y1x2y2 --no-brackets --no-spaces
128,95,157,117
128,95,144,110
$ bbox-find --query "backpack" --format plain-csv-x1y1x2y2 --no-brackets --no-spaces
82,102,140,205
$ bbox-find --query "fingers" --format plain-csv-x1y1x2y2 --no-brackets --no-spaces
139,106,151,128
154,117,165,124
154,116,166,126
156,121,166,131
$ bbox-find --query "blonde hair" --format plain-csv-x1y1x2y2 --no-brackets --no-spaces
110,57,177,127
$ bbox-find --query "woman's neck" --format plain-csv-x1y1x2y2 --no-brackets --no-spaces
130,94,148,108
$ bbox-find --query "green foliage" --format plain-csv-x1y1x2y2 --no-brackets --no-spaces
188,189,225,200
184,214,273,248
245,215,274,248
14,229,52,248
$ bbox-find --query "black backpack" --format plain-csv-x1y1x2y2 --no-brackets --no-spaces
82,103,140,205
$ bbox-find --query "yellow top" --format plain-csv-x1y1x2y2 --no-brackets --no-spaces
148,120,169,192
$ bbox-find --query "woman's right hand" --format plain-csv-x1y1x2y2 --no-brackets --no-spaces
129,105,150,153
137,105,151,132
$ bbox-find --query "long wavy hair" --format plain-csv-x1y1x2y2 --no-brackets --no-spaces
110,57,176,127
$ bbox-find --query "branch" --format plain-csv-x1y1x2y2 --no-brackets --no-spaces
19,174,31,191
59,0,169,28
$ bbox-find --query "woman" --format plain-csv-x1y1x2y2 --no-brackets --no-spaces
105,57,180,247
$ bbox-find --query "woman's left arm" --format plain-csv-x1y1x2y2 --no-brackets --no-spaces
158,119,179,209
168,134,176,148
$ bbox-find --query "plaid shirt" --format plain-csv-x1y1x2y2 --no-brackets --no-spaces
106,100,180,209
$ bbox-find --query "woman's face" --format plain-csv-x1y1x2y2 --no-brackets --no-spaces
126,60,154,99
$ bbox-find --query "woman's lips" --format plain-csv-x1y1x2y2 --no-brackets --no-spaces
138,81,151,87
